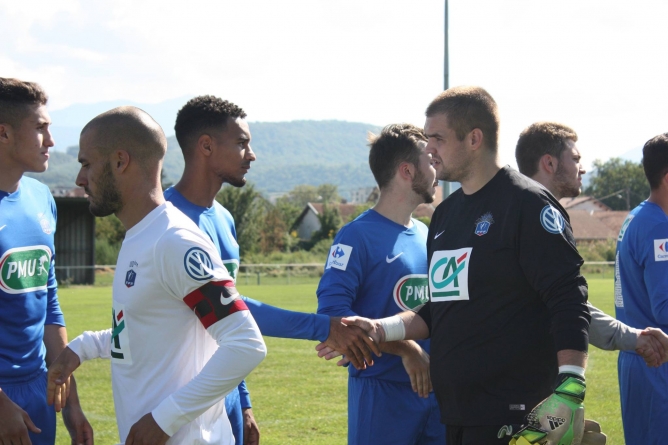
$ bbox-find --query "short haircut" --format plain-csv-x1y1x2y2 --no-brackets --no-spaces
174,95,247,156
368,123,427,189
0,77,48,127
81,106,167,170
515,122,578,177
642,133,668,190
425,86,499,152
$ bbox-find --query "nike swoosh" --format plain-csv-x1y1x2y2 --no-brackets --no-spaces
434,230,445,239
0,225,6,231
386,252,404,263
220,293,238,306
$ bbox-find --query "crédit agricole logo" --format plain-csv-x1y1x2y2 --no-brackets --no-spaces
429,248,472,301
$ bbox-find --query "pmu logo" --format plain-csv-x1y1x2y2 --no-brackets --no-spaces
428,248,472,301
184,247,214,281
0,245,51,294
540,205,565,234
223,259,240,282
393,274,429,311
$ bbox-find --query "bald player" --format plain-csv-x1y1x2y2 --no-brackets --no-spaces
47,106,266,445
515,121,665,366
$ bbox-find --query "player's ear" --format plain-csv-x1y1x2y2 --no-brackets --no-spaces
398,161,414,181
113,150,131,173
539,154,557,174
468,128,484,151
0,122,12,145
197,134,213,157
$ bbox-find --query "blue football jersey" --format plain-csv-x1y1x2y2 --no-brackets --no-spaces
317,209,430,382
0,177,64,381
615,200,668,332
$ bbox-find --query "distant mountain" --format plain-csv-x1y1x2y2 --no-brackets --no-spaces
30,119,381,200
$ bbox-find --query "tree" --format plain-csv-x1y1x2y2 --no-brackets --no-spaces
584,158,649,210
215,183,266,256
310,203,342,245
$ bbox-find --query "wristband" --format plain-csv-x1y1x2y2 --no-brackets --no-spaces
378,315,405,342
558,365,585,378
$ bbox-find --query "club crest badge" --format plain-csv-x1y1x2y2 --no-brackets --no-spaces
125,261,138,288
474,212,494,236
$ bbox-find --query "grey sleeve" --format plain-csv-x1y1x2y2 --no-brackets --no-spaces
588,302,639,351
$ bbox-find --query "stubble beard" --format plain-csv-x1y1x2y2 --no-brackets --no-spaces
554,164,581,199
88,162,123,217
412,168,435,204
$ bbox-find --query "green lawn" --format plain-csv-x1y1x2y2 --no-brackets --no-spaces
55,277,625,444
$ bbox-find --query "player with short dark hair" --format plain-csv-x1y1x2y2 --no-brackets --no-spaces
317,123,445,444
615,132,668,444
0,77,92,445
46,106,267,445
341,86,591,445
515,121,665,364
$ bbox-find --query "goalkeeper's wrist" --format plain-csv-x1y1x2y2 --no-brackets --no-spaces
378,315,405,342
555,368,586,402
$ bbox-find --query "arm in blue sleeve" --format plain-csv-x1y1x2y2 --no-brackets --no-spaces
237,380,251,409
316,229,364,318
242,296,330,342
45,255,65,326
644,222,668,322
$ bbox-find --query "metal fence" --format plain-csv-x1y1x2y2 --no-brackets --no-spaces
57,261,617,286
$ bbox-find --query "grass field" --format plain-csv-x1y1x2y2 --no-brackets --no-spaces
55,277,625,444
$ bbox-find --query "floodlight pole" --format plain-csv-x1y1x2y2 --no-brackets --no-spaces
444,0,449,90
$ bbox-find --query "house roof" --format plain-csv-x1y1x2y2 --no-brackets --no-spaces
567,210,628,240
560,196,612,212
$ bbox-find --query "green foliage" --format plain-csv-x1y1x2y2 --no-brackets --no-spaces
216,183,266,256
577,239,617,262
95,214,126,245
347,203,373,223
415,216,431,227
56,278,625,445
585,158,649,210
95,239,121,265
311,203,342,245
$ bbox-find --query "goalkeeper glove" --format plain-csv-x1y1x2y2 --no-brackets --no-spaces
509,372,585,445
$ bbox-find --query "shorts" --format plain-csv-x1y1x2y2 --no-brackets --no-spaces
1,369,56,445
348,376,445,445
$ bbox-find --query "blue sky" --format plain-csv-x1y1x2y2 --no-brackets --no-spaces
2,0,667,169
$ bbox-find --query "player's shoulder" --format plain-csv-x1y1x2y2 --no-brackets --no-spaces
626,202,668,240
20,176,53,200
213,200,234,221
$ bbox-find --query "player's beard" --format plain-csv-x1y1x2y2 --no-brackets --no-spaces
554,163,581,199
88,161,123,217
412,168,435,204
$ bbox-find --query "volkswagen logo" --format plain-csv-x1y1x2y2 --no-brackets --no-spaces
184,247,214,281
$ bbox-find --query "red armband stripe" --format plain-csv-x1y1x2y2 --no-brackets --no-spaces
183,280,248,329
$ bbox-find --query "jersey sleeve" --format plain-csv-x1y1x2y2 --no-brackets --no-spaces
152,310,266,436
588,302,638,351
518,190,590,353
316,226,366,317
150,227,266,436
639,221,668,322
67,329,113,362
238,380,251,409
45,198,64,326
243,296,330,342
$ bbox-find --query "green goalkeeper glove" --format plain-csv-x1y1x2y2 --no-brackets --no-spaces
509,373,586,445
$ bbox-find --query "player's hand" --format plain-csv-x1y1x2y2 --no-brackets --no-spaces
242,408,260,445
0,389,42,444
125,413,169,445
399,341,432,398
510,373,585,445
320,317,381,370
62,378,94,445
47,346,81,412
313,344,352,367
581,419,606,445
340,316,386,343
639,327,668,365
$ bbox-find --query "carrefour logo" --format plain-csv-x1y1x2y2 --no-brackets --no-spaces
393,274,429,311
326,243,353,271
428,248,472,301
540,205,565,234
0,246,51,294
654,239,668,262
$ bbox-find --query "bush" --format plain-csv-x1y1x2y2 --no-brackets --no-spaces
96,239,121,266
577,239,617,262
